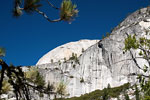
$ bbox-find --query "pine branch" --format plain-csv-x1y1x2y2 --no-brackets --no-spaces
46,0,60,10
0,60,7,94
124,33,145,71
129,50,144,71
128,73,149,78
139,45,150,66
35,9,62,22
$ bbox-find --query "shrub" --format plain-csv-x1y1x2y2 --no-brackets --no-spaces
56,82,67,98
25,67,45,88
80,77,84,83
73,64,76,69
82,48,84,53
51,59,54,63
2,80,11,94
69,76,74,78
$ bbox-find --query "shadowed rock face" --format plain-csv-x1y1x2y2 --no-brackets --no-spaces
32,7,150,99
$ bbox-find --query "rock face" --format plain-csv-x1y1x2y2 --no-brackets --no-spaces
33,7,150,98
36,40,99,65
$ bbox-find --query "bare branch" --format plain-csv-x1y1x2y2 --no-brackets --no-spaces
35,9,62,22
114,57,144,65
139,45,150,66
114,56,145,71
129,49,144,70
25,82,56,94
46,0,60,10
128,73,149,78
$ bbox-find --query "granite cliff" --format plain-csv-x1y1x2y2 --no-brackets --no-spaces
28,7,150,99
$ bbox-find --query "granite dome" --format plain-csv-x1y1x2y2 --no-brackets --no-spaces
36,39,99,65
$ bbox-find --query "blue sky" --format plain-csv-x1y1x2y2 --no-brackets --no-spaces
0,0,149,66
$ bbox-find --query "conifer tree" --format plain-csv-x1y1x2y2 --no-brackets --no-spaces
102,88,109,100
124,30,150,99
134,84,140,100
56,82,66,99
0,48,53,100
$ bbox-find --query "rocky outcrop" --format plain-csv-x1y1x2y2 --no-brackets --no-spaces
31,7,150,99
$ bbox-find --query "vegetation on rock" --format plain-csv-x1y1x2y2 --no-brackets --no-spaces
2,80,11,94
55,83,130,100
56,81,67,99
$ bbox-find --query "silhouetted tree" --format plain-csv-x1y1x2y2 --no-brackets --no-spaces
0,47,55,100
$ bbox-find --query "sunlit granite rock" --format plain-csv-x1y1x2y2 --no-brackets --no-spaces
26,7,150,99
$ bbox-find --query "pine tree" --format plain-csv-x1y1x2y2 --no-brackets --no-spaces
34,72,45,88
124,93,130,100
124,30,150,99
56,82,66,99
135,84,140,100
102,88,109,100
